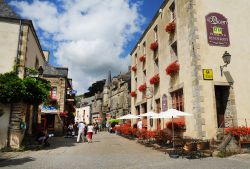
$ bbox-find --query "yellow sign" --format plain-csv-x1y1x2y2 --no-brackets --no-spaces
203,69,213,80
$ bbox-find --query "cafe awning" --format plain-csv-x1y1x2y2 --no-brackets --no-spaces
41,105,58,114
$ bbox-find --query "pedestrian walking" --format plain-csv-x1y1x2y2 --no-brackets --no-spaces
77,121,85,143
94,122,98,134
87,123,94,143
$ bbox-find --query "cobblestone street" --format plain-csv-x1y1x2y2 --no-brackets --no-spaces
0,132,250,169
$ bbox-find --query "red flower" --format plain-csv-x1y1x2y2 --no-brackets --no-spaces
166,121,186,131
131,65,137,72
165,22,176,33
150,41,158,51
139,55,146,62
149,74,160,85
138,83,147,92
130,91,136,97
165,60,180,76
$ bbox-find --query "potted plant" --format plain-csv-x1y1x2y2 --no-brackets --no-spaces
139,55,146,62
138,83,147,92
165,21,176,33
130,91,137,97
149,73,160,85
165,60,180,76
150,41,158,51
131,65,137,72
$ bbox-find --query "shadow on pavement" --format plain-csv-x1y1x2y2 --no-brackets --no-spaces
0,157,35,167
21,135,79,151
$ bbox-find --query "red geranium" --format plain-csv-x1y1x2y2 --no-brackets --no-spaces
138,83,147,92
165,60,180,76
225,127,250,137
139,55,146,62
166,121,186,131
165,22,176,33
149,73,160,85
131,65,137,72
150,41,158,51
130,91,136,97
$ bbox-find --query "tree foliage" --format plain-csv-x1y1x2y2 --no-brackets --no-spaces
23,77,51,105
0,72,26,103
0,72,51,104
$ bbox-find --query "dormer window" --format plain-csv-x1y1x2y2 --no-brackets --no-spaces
169,2,176,21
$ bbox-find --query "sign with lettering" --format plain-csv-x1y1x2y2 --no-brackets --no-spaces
203,69,213,80
206,13,230,47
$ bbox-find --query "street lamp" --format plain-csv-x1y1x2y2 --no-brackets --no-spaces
220,51,231,76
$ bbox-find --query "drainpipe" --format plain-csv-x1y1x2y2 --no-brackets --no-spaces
15,20,22,75
7,20,22,148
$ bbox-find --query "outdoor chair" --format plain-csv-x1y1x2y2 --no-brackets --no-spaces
181,142,198,159
197,141,213,158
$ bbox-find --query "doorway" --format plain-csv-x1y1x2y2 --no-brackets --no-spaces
155,99,161,130
215,85,230,128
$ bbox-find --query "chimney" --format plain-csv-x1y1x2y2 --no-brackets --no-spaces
43,51,50,62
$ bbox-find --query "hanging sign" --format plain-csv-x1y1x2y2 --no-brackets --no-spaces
203,69,213,80
206,13,230,47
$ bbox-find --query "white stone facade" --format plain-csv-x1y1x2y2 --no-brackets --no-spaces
130,0,250,139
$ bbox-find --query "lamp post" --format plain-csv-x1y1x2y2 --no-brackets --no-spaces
220,51,231,76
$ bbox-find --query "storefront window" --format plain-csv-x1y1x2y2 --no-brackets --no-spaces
171,89,184,111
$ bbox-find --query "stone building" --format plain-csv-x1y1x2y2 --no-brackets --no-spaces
130,0,250,140
0,1,47,148
41,63,75,135
102,71,131,120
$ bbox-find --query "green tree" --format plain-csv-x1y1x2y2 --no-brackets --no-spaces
0,72,26,103
23,77,51,105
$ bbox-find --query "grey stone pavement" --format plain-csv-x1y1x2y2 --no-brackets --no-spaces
1,132,250,169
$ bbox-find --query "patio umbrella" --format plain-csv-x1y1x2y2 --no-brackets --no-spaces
139,111,158,117
158,109,193,148
117,114,140,120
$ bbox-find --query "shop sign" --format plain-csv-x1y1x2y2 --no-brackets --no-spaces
206,13,230,47
203,69,213,80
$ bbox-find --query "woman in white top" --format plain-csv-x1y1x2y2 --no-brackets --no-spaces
87,123,94,143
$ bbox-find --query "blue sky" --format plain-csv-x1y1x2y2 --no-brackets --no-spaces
8,0,164,94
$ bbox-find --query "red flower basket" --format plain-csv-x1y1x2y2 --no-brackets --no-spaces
130,91,136,97
131,65,137,72
149,74,160,85
166,121,186,131
150,41,158,51
139,55,146,62
165,22,176,33
165,60,180,76
138,83,147,92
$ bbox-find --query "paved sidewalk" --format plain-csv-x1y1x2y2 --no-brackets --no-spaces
0,132,250,169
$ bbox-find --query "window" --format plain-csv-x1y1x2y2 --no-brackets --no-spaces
143,41,146,55
50,87,57,100
35,57,39,70
143,70,146,82
171,89,184,111
154,25,158,41
171,41,178,60
135,53,138,65
169,2,176,21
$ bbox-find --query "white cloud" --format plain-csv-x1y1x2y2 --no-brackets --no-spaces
10,0,144,94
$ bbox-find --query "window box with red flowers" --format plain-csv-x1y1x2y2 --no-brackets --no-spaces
139,55,146,62
165,21,176,33
138,83,147,92
165,60,180,76
150,41,158,51
131,65,137,72
130,91,137,97
149,73,160,85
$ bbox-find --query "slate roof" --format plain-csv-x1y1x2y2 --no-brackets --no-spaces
42,62,68,77
0,0,19,19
